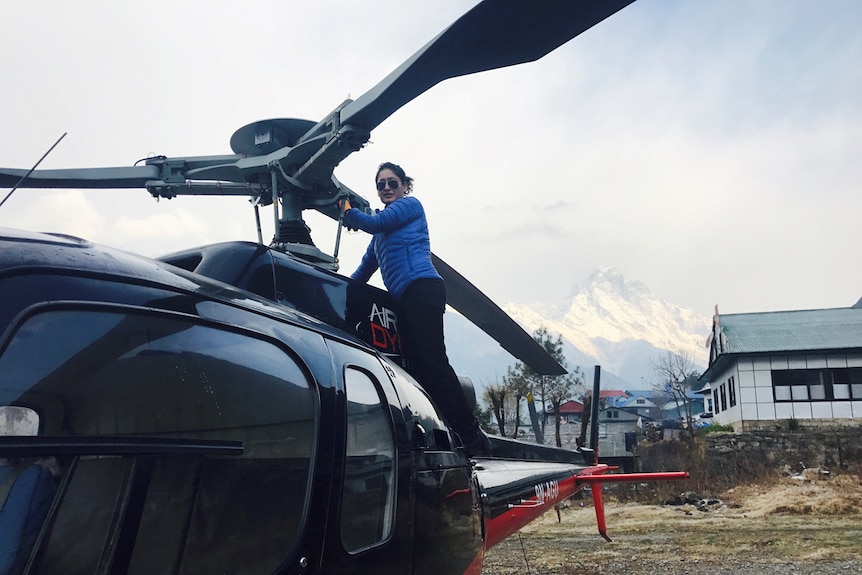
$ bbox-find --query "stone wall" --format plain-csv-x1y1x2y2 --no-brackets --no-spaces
705,429,862,472
634,428,862,494
740,418,862,432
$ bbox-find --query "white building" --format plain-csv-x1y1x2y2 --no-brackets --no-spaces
698,306,862,431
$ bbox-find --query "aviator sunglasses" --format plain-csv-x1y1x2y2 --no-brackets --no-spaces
376,178,401,192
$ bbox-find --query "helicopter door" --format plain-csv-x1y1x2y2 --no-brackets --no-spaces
318,341,410,574
377,359,484,575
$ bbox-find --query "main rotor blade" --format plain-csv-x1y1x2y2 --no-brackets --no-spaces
0,166,159,189
340,0,636,131
432,253,566,376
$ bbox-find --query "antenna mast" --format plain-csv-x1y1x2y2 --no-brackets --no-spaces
0,132,67,209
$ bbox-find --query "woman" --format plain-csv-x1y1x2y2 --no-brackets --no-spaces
343,162,488,455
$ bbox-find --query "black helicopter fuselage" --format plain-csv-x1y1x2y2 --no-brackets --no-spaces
0,227,612,575
0,1,698,571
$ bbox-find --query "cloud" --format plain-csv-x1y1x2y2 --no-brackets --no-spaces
9,190,104,238
114,209,208,240
3,0,862,318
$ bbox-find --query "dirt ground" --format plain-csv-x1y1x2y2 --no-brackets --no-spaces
481,474,862,575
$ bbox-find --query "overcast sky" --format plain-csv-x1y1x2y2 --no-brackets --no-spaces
2,0,860,318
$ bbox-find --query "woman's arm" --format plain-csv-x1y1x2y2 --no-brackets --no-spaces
351,237,378,283
342,196,422,234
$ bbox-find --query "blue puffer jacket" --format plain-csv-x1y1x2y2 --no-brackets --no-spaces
344,196,442,301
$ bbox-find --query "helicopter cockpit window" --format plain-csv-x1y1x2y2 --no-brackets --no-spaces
0,308,316,575
340,368,396,553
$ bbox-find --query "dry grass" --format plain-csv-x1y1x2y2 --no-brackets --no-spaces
482,473,862,574
723,473,862,516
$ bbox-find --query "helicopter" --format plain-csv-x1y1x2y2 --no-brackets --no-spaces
0,1,687,574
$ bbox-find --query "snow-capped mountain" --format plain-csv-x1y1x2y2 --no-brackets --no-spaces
445,266,711,393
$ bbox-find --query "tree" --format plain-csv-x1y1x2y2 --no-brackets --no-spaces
500,365,530,438
482,367,532,438
505,327,585,447
545,368,583,447
474,402,496,435
482,382,509,437
651,349,702,440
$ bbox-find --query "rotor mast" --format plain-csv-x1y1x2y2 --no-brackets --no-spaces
238,105,371,269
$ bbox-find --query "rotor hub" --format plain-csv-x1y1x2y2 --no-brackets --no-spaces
230,118,318,157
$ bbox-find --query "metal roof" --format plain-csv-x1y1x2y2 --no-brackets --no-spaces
544,400,584,414
719,307,862,353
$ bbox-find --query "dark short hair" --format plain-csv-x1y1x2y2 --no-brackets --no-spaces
376,162,414,193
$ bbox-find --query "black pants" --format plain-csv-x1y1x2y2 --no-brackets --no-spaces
399,278,477,437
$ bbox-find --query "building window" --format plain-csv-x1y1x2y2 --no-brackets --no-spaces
598,423,608,438
720,384,727,412
832,368,862,400
728,376,737,407
713,389,720,414
772,367,862,402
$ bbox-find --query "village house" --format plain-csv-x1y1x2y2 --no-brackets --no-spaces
540,392,654,460
541,390,630,425
543,399,584,425
613,390,664,421
697,305,862,431
596,405,649,457
660,389,712,422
